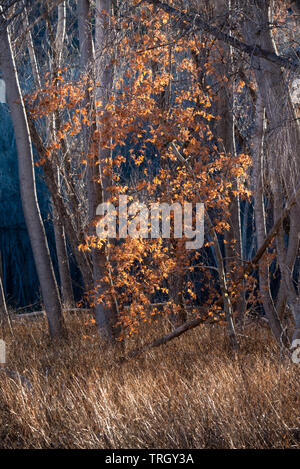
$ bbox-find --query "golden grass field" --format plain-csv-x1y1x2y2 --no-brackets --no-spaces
0,311,299,449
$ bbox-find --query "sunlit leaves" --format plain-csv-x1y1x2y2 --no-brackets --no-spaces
26,2,253,339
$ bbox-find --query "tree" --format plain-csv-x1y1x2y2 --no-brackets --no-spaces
23,1,75,309
241,0,300,344
91,0,119,340
7,0,300,352
0,7,65,338
23,0,93,294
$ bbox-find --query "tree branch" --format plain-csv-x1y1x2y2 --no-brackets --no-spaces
127,316,220,359
245,184,300,274
142,0,300,72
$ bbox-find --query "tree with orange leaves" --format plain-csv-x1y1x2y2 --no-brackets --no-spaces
3,0,300,353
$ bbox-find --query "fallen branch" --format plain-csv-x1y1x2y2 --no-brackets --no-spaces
127,316,219,359
125,172,300,360
12,310,45,320
11,308,91,321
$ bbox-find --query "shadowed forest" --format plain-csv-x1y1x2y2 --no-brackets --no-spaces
0,0,300,450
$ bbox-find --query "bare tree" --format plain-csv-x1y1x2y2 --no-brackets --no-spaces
23,1,75,308
0,7,65,338
241,0,300,344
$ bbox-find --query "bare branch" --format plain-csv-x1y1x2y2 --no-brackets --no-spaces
142,0,300,72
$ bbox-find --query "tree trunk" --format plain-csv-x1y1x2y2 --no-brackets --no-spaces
90,0,119,340
206,0,245,322
242,0,300,345
52,199,74,308
0,251,12,335
24,2,74,308
0,19,64,338
252,91,286,343
28,118,93,288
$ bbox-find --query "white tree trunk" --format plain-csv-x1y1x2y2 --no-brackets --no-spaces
24,2,74,309
0,20,64,338
242,0,300,345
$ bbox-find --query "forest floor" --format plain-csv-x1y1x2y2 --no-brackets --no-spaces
0,310,299,449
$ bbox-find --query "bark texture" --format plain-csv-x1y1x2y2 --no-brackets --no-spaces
0,19,64,338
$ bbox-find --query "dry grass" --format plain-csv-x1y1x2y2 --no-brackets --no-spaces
0,312,299,449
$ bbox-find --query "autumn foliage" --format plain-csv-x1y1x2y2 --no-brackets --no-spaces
26,2,253,340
